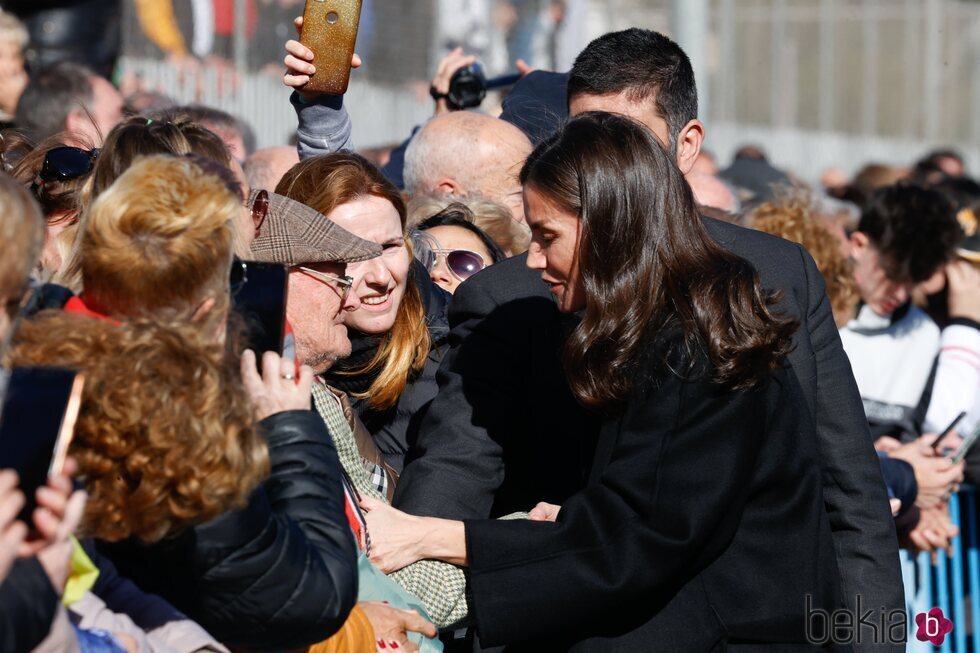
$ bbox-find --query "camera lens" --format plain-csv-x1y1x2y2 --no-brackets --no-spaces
447,64,488,110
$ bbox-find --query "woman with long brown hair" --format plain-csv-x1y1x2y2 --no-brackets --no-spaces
277,153,445,475
359,113,843,650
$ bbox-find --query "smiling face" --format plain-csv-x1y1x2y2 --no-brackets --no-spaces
523,185,586,313
286,260,361,374
325,195,410,334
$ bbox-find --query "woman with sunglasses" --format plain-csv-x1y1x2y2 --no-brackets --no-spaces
9,136,98,275
359,113,843,650
53,115,258,290
413,204,505,295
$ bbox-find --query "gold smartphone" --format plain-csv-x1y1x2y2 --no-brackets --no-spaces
300,0,363,95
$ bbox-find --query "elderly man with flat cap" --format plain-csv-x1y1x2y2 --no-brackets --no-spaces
249,192,441,647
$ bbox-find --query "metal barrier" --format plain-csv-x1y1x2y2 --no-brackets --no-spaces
903,485,980,651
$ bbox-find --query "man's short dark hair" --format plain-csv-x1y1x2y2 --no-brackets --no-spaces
15,62,95,142
859,183,961,283
567,28,698,146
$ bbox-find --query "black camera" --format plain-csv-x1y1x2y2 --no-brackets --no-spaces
434,63,522,111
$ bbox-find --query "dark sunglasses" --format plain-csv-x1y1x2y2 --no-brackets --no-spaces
248,189,269,237
425,247,487,282
31,146,99,193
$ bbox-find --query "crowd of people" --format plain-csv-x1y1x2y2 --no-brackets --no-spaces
0,6,978,653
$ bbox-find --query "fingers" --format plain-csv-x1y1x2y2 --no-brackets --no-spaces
261,351,282,385
0,470,20,505
297,364,314,394
284,39,315,90
0,484,25,530
61,458,78,479
285,39,314,62
515,58,535,75
278,354,297,384
359,495,387,512
240,349,263,391
58,490,87,539
0,518,26,552
294,15,304,36
432,47,476,94
396,608,438,639
528,504,549,521
889,498,902,516
352,53,362,68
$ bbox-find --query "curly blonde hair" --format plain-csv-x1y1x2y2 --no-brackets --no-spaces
12,311,269,543
748,193,859,327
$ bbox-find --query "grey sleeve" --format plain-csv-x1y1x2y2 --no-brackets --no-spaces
292,92,354,159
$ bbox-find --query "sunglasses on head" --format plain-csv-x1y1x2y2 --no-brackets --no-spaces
31,146,99,193
248,189,269,238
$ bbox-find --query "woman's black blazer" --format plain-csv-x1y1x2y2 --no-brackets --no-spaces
465,341,842,652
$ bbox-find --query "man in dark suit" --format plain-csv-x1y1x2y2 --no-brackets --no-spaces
395,28,904,650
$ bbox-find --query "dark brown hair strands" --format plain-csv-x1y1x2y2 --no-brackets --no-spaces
520,112,798,414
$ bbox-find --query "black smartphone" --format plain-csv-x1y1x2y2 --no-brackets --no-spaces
951,422,980,464
230,259,288,370
930,410,968,453
0,367,84,523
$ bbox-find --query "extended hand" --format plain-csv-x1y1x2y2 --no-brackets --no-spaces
240,350,314,421
528,501,561,522
19,464,87,593
360,496,425,573
0,470,27,580
890,437,965,510
359,601,436,652
283,16,362,100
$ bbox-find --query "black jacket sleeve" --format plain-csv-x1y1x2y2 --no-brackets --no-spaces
260,409,359,598
118,410,359,652
465,369,789,646
797,244,906,647
0,558,59,653
394,272,509,518
877,454,917,519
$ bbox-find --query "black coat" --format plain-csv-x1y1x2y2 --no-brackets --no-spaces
0,558,59,653
466,338,841,650
99,410,358,652
395,218,905,650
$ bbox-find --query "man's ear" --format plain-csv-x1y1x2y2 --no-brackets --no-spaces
675,119,705,175
64,108,87,136
848,230,870,259
192,296,217,323
435,178,463,196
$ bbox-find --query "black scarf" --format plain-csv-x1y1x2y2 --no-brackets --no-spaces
321,329,382,397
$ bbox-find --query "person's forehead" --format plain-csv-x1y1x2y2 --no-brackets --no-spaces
298,260,345,274
569,91,659,119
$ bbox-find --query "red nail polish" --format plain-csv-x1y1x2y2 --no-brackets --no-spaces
390,642,400,649
378,640,387,649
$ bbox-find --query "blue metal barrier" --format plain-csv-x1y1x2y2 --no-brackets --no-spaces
902,485,980,651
